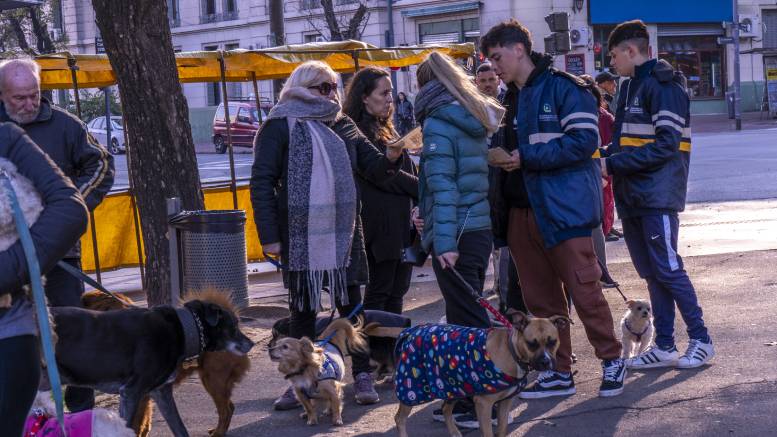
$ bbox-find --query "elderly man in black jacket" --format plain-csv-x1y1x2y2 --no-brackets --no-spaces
0,122,89,436
0,58,114,412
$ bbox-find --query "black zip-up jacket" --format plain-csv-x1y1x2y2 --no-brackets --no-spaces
0,122,89,298
605,59,691,218
1,98,114,258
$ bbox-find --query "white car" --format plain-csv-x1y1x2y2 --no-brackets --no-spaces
87,116,126,155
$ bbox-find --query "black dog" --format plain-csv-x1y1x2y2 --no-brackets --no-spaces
269,309,410,380
49,296,254,437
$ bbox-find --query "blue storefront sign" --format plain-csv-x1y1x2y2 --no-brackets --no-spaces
590,0,733,24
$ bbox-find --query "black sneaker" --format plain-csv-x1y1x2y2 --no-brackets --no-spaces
600,358,627,397
432,400,471,423
518,371,576,399
452,403,515,430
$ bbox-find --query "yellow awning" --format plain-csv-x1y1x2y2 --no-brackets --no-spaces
25,40,474,90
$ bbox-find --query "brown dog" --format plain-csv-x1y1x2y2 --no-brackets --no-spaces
393,311,569,437
268,317,367,426
81,290,250,437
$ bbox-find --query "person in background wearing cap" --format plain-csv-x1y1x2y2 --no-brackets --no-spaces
602,19,714,371
595,70,618,114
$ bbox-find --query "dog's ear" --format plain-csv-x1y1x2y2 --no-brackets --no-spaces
506,309,530,332
203,303,223,327
626,300,636,309
548,315,572,332
300,337,315,354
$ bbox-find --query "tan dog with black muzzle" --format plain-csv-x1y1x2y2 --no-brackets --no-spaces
392,311,570,437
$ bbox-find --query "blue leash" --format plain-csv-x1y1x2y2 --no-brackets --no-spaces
0,170,67,436
317,302,363,346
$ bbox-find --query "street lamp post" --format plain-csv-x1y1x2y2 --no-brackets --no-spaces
733,0,742,131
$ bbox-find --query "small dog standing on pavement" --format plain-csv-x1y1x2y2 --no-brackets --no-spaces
269,317,367,426
620,299,654,359
393,311,569,437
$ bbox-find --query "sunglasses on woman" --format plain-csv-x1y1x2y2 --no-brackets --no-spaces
308,82,338,96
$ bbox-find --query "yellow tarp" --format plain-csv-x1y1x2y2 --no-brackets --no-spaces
79,185,263,272
27,41,475,90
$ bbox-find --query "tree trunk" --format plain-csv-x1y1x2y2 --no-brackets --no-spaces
269,0,285,100
320,0,343,41
90,0,204,306
8,16,30,52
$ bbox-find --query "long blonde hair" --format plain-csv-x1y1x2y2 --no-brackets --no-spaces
280,60,339,102
416,52,504,134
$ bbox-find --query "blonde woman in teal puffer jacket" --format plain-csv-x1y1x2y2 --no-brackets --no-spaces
414,52,505,331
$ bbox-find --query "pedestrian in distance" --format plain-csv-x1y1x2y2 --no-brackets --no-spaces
482,18,626,400
394,91,415,136
602,19,714,370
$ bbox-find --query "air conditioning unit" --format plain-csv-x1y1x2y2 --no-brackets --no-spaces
738,15,759,38
49,28,62,41
569,27,589,47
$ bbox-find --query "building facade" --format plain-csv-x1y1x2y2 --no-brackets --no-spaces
56,0,777,142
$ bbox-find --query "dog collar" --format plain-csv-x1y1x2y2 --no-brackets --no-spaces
176,307,206,362
507,329,531,373
624,319,649,342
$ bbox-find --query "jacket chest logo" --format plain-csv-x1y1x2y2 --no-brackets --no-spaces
542,103,552,113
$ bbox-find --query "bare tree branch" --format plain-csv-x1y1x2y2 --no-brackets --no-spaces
344,2,368,40
320,0,343,41
28,6,56,54
7,15,31,52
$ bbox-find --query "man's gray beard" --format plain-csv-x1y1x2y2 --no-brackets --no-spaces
7,109,39,125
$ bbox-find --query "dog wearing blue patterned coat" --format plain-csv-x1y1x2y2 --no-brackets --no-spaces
393,311,569,437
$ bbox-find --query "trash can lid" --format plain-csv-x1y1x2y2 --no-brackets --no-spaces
169,210,246,233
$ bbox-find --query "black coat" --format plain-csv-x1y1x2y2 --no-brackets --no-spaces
356,136,418,263
250,115,403,287
0,123,89,298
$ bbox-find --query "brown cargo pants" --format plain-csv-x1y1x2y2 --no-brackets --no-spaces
507,208,621,373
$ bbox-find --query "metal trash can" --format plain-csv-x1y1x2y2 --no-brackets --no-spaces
170,210,248,308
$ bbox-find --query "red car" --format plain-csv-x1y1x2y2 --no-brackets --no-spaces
212,99,270,153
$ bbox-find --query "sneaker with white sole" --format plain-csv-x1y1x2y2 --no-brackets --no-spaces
599,358,627,397
677,339,715,369
432,400,471,423
453,405,514,430
627,345,679,369
518,371,576,399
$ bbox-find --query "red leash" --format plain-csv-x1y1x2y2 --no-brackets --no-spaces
450,267,513,328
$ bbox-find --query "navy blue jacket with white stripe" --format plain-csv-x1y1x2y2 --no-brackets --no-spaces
605,59,691,219
516,54,602,249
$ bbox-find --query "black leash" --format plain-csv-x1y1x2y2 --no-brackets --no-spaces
56,260,139,308
597,258,629,303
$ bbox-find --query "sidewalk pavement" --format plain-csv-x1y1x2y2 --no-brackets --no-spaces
88,198,777,436
691,111,777,134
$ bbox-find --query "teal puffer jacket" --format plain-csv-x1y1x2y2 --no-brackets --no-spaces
418,103,491,255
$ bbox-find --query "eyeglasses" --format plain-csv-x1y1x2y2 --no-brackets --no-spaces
308,82,338,96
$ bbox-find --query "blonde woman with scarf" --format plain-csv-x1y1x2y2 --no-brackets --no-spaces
250,61,404,408
413,52,505,429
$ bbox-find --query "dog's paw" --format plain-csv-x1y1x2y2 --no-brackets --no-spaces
306,417,318,426
332,417,344,426
208,428,225,437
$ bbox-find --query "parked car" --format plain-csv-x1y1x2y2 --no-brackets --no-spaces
87,116,125,155
212,99,270,154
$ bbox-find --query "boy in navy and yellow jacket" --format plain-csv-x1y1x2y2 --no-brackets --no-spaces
602,20,714,370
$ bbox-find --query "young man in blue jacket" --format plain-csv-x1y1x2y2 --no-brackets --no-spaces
602,20,713,369
482,19,625,399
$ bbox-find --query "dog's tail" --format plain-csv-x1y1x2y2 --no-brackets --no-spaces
362,322,405,339
319,317,368,355
81,289,133,311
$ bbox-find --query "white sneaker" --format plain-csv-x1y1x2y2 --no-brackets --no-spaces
677,339,715,369
626,345,679,369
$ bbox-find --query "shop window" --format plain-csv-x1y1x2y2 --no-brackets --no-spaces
658,36,725,99
419,18,479,45
592,25,615,72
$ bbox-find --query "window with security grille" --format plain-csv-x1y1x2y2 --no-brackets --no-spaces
765,10,777,49
419,18,479,44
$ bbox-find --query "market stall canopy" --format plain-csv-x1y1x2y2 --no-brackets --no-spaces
22,40,474,90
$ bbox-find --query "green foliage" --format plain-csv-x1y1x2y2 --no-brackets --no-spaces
65,89,123,124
